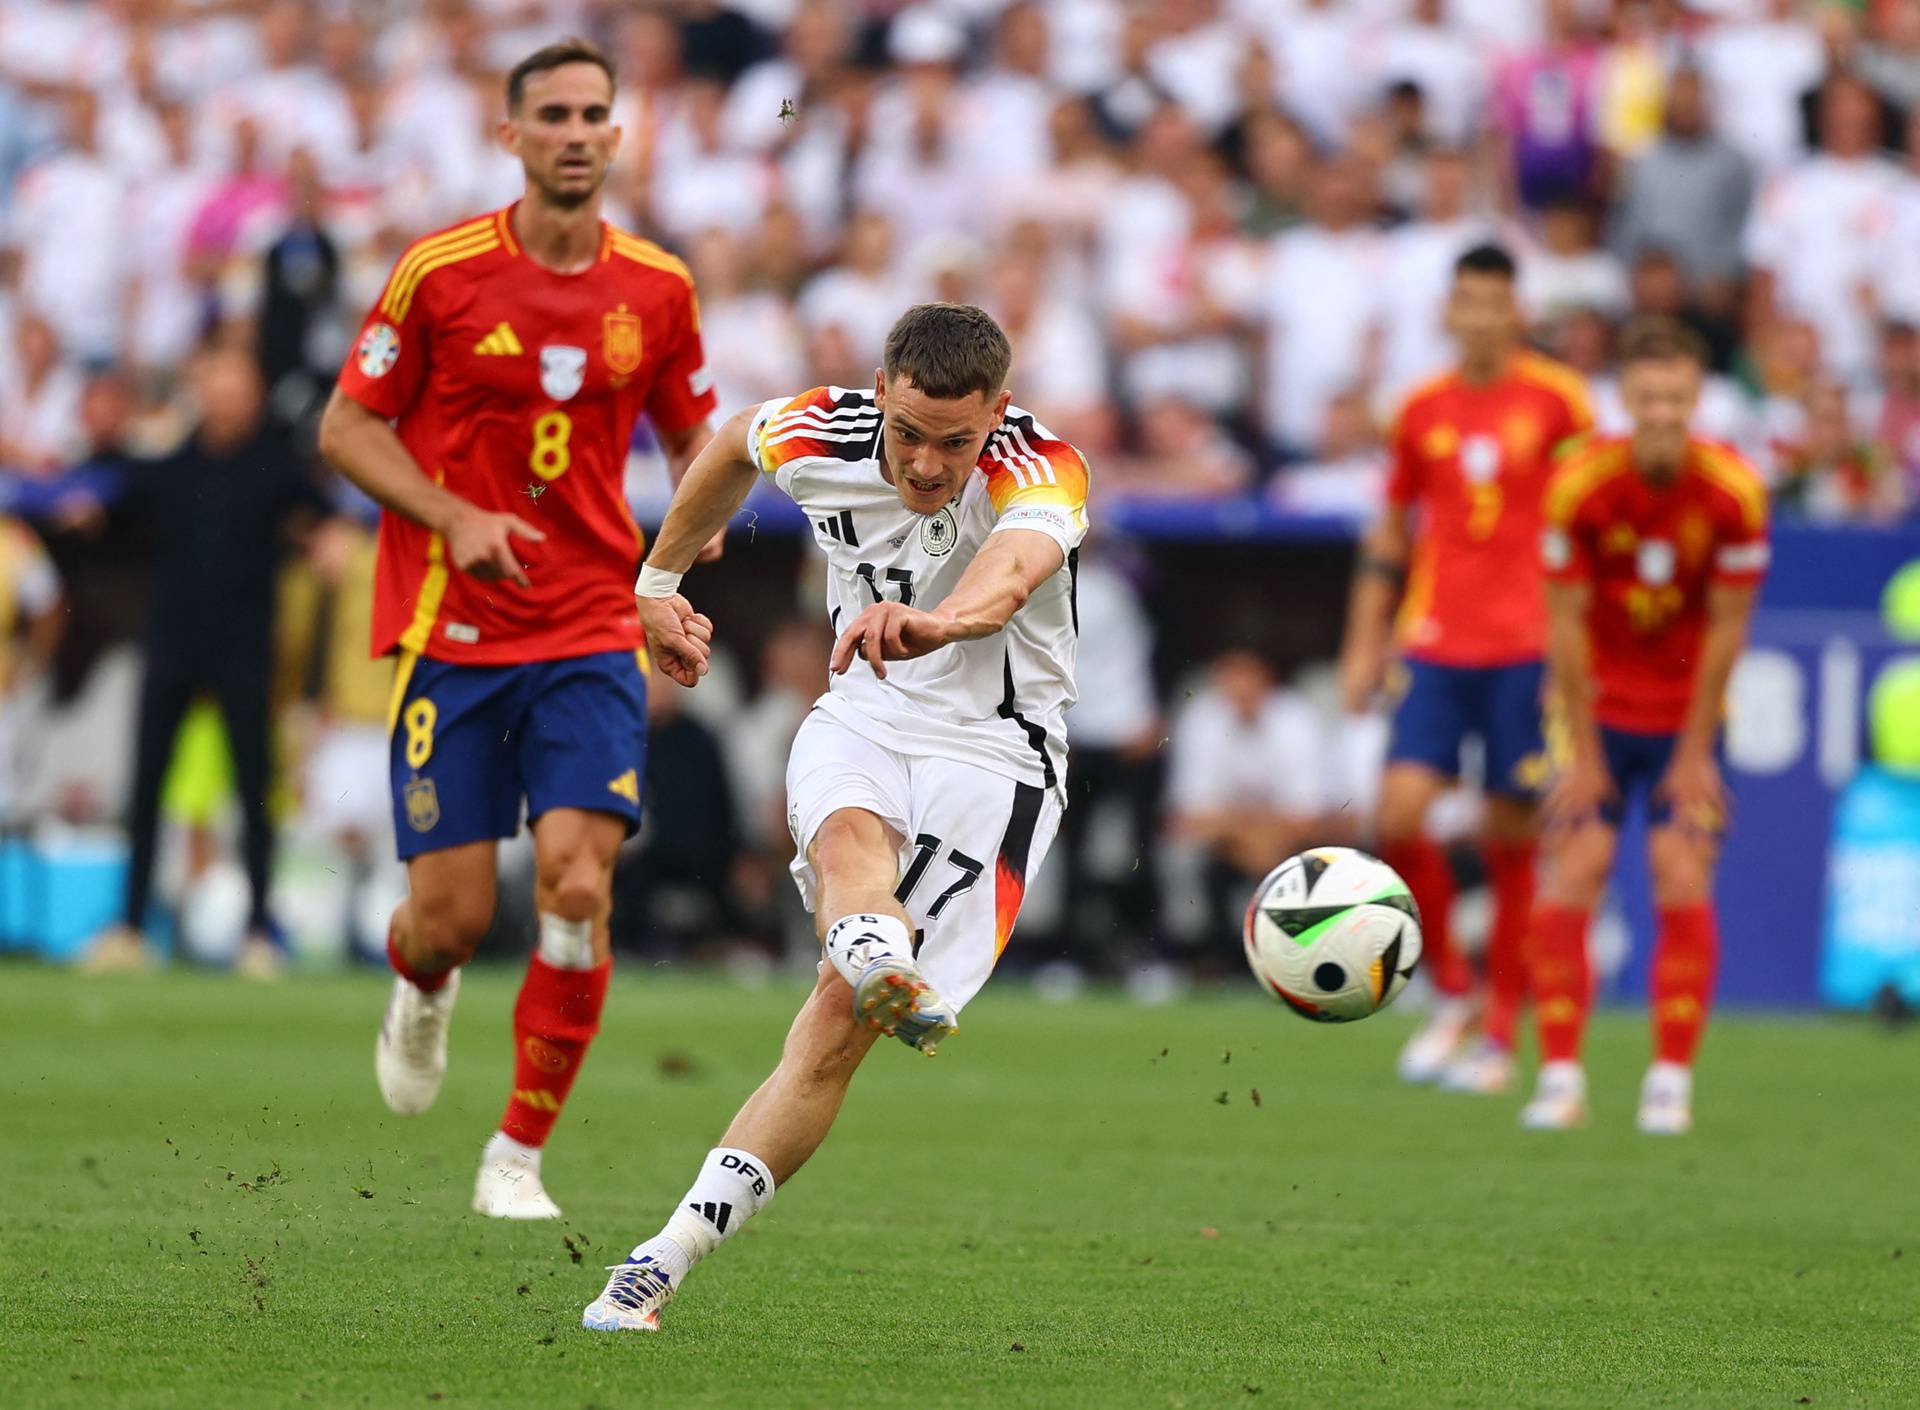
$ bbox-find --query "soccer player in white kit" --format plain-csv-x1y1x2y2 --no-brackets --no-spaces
584,303,1089,1331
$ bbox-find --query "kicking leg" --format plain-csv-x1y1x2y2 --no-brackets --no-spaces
585,807,907,1331
475,807,624,1219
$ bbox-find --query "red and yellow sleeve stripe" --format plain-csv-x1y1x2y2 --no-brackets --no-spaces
377,214,501,325
1692,440,1770,536
981,424,1090,518
751,386,859,476
1543,439,1628,528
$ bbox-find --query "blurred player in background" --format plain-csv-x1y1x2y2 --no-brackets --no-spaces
1523,318,1768,1134
583,303,1088,1332
317,39,717,1218
1340,245,1593,1093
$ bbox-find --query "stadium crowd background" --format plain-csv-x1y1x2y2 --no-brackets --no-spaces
2,0,1919,986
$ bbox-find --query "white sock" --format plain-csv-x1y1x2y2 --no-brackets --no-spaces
636,1147,777,1272
484,1131,541,1168
822,912,913,987
536,912,595,970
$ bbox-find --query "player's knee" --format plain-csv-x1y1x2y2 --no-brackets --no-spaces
408,891,494,967
1544,830,1612,908
535,843,614,923
810,810,895,890
1648,832,1715,906
1374,768,1441,843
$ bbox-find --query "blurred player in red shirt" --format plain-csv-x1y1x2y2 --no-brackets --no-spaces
318,40,718,1217
1521,319,1769,1134
1340,245,1591,1093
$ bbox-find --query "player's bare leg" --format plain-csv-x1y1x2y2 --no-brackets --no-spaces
1521,818,1614,1130
1441,794,1536,1095
475,807,624,1219
586,807,940,1331
1638,823,1721,1135
1377,762,1474,1082
377,841,498,1116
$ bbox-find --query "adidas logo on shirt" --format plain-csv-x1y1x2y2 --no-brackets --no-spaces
687,1200,733,1233
474,322,524,356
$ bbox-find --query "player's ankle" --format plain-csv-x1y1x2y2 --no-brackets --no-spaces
822,913,914,988
656,1147,777,1266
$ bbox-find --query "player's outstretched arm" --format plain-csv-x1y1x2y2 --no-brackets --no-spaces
1338,507,1410,714
831,528,1064,680
633,408,760,686
1660,582,1758,825
317,388,545,587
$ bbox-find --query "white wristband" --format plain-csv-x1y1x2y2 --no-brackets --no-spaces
635,564,684,599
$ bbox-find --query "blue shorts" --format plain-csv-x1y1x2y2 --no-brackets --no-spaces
1386,658,1548,798
388,650,648,861
1597,725,1721,830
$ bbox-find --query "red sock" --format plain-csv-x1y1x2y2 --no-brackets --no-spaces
1530,905,1592,1063
1480,840,1537,1050
1651,904,1719,1066
1382,838,1468,996
387,928,451,994
499,955,611,1148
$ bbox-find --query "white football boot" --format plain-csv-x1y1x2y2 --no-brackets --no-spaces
374,969,460,1116
1636,1062,1694,1135
472,1132,563,1220
1396,995,1474,1084
583,1252,681,1332
853,956,958,1055
1519,1060,1589,1130
1437,1037,1516,1095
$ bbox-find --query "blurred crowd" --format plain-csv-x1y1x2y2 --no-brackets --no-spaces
2,0,1919,975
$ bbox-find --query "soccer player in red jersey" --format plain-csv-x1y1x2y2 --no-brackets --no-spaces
1521,318,1769,1134
316,40,718,1217
1340,244,1592,1093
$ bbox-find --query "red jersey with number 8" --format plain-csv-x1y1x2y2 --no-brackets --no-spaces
336,205,716,664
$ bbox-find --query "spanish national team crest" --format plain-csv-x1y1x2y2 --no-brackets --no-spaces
540,345,587,401
603,310,642,376
1637,538,1676,586
919,504,958,557
357,322,400,378
404,776,440,832
1460,434,1501,483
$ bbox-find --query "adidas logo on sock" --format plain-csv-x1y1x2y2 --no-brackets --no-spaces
687,1200,732,1233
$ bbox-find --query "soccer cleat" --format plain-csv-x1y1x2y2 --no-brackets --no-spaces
77,923,159,975
1636,1062,1694,1135
1519,1060,1589,1130
1437,1037,1515,1095
472,1134,563,1220
1396,996,1474,1084
853,957,958,1055
582,1255,677,1332
374,969,460,1116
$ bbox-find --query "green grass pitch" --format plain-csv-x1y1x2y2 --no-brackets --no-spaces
4,964,1914,1409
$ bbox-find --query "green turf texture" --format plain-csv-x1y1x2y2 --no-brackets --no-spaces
4,965,1914,1409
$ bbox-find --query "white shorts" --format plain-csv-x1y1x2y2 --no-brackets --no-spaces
785,710,1064,1012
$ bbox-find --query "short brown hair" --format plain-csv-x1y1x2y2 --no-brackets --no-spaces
507,38,616,114
882,303,1012,400
1617,316,1707,369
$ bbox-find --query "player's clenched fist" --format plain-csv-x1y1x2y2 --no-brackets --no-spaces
830,601,955,680
444,502,546,586
636,593,714,686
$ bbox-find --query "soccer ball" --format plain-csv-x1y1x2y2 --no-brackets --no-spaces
1243,847,1423,1022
